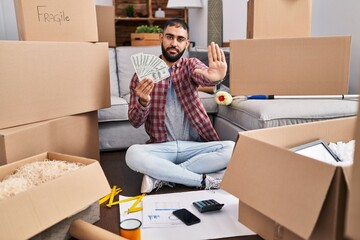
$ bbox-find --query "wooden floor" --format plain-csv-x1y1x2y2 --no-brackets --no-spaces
93,150,262,240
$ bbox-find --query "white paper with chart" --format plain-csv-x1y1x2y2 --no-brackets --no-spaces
119,189,255,240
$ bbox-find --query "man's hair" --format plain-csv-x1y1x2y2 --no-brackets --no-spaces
163,19,189,35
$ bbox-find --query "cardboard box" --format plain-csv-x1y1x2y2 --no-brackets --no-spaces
96,5,116,47
131,33,161,46
14,0,98,42
222,117,356,240
31,202,99,240
0,41,110,130
0,152,110,240
345,107,360,239
0,111,100,166
247,0,312,39
230,36,351,96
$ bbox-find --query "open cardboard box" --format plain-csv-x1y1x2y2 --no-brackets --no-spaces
247,0,312,39
14,0,98,42
0,111,100,165
222,117,356,239
0,41,110,130
0,152,110,240
230,36,351,96
345,109,360,239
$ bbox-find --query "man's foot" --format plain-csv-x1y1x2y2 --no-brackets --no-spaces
207,169,226,180
141,175,174,193
200,175,222,190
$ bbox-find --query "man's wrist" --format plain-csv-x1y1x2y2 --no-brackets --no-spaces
139,98,150,107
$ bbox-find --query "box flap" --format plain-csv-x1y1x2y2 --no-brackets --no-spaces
0,152,110,239
96,5,116,47
345,114,360,239
230,36,351,96
222,134,337,239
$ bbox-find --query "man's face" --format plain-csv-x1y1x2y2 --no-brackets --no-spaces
160,25,190,63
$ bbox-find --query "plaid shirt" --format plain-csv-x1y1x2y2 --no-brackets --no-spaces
128,57,220,143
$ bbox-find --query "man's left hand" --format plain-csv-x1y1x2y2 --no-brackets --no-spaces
194,42,227,82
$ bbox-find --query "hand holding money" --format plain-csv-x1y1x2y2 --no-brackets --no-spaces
131,53,170,83
135,78,154,107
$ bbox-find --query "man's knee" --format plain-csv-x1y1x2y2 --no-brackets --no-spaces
222,140,235,151
125,144,142,168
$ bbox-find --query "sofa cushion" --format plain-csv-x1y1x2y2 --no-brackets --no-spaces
116,46,162,97
108,48,120,97
217,99,358,130
198,91,218,114
98,96,128,122
99,121,149,151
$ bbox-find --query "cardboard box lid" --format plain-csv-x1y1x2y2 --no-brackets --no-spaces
0,152,110,240
222,117,356,239
247,0,312,39
230,36,351,96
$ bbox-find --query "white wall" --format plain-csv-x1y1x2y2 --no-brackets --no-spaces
222,0,247,42
0,0,19,40
188,2,208,48
311,0,360,93
95,0,112,6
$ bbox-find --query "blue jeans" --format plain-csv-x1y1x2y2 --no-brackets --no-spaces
125,140,235,187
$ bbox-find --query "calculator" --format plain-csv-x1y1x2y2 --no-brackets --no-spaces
192,199,224,213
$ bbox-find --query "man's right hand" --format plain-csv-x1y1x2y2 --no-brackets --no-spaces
135,78,155,107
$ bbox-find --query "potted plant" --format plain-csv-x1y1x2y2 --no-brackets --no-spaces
131,25,163,46
125,4,134,17
135,25,163,33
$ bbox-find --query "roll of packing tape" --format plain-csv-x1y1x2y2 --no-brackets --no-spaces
120,219,142,240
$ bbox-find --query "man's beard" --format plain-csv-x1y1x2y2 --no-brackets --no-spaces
161,44,185,63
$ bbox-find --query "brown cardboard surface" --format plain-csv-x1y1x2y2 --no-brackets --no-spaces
14,0,98,42
0,152,110,240
222,117,356,239
69,219,126,240
0,41,110,130
0,112,100,166
247,0,311,39
96,5,116,47
230,36,351,96
31,202,100,240
345,106,360,239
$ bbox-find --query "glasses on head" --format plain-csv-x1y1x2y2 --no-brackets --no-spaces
164,34,187,43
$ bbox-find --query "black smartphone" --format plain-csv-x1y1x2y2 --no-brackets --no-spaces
173,208,201,226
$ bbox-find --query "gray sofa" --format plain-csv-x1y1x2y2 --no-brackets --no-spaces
98,46,358,151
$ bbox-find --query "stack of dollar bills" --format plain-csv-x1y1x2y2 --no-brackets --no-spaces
131,53,170,83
